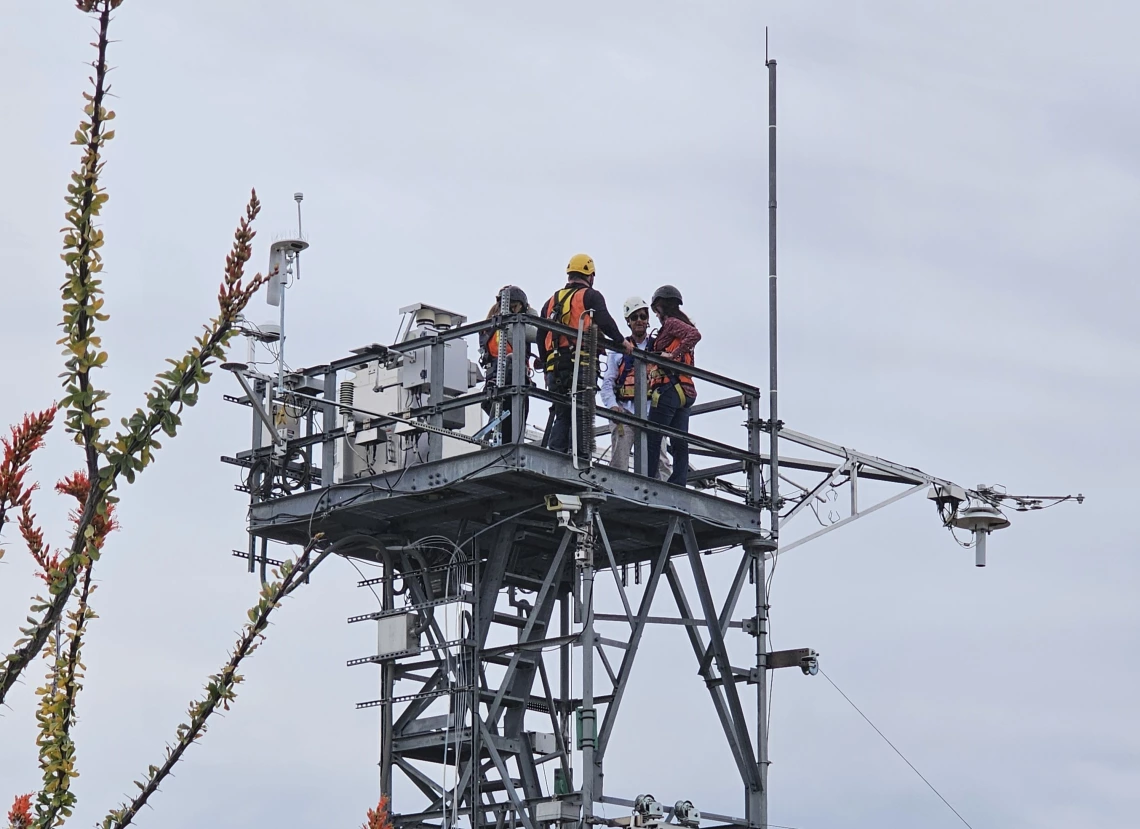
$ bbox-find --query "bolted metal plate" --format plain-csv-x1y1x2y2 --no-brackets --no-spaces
249,445,774,573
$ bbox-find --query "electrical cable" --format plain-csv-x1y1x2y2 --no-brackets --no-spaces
460,503,545,551
818,668,975,829
343,556,383,608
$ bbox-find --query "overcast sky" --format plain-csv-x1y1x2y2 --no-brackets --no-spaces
2,2,1137,828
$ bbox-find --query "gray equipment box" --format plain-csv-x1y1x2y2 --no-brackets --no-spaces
535,801,580,825
376,612,419,658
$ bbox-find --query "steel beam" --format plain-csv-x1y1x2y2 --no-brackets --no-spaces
502,581,564,738
594,613,740,628
321,367,337,487
477,524,517,645
680,520,761,792
486,535,569,726
479,720,535,829
775,483,926,557
665,559,755,791
395,756,445,800
697,551,753,676
779,459,850,527
427,339,445,461
595,517,678,762
249,446,773,552
595,514,635,626
779,428,956,489
749,540,768,829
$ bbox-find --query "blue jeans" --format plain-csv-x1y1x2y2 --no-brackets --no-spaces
544,368,588,459
646,383,692,485
548,401,571,452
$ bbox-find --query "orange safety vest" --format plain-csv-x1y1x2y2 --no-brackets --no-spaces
541,286,591,370
614,337,647,400
485,329,512,359
649,329,696,404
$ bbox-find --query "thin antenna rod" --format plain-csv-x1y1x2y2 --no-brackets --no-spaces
763,49,778,829
294,191,304,282
767,59,779,543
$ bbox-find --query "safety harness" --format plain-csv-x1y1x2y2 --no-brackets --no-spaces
649,330,696,408
614,336,653,400
541,286,592,373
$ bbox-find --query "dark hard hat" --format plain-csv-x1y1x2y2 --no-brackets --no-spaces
499,285,528,307
652,284,683,305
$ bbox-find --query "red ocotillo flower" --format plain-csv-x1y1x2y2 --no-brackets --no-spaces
0,407,58,527
363,795,393,829
7,793,33,829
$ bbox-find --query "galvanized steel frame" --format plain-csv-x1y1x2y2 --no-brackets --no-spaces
229,311,990,829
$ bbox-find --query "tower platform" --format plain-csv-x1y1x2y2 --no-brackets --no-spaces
227,310,782,829
250,444,775,578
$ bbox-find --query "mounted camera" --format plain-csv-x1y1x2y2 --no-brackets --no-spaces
545,494,583,531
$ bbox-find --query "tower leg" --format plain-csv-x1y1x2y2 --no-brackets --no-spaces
380,558,395,798
578,503,598,828
747,540,768,828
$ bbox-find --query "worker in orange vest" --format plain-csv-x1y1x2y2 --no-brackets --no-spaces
601,295,672,478
537,254,630,458
646,285,701,485
478,285,536,440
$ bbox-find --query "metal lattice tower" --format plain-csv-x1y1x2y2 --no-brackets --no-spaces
224,324,1069,829
246,442,780,829
222,57,1079,829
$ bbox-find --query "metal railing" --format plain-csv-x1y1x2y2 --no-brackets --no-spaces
226,310,771,508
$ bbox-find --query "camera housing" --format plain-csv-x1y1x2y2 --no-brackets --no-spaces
545,494,582,512
545,494,584,532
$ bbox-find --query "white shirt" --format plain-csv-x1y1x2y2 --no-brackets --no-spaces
600,335,651,411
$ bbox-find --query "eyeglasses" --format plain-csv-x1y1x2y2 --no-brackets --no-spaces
627,312,649,322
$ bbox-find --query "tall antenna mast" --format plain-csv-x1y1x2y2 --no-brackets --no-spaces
760,29,778,829
766,38,779,552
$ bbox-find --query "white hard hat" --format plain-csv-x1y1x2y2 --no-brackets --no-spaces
622,296,650,320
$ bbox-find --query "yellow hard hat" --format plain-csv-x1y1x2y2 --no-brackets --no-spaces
566,253,595,278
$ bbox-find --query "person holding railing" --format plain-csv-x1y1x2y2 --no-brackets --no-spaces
537,254,631,460
600,295,671,479
646,285,701,486
478,285,537,441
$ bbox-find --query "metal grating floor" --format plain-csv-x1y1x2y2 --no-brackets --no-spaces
250,445,772,573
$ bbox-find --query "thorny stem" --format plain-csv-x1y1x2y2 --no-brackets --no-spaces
34,560,96,829
72,0,113,483
0,191,266,707
0,0,116,707
0,503,95,706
